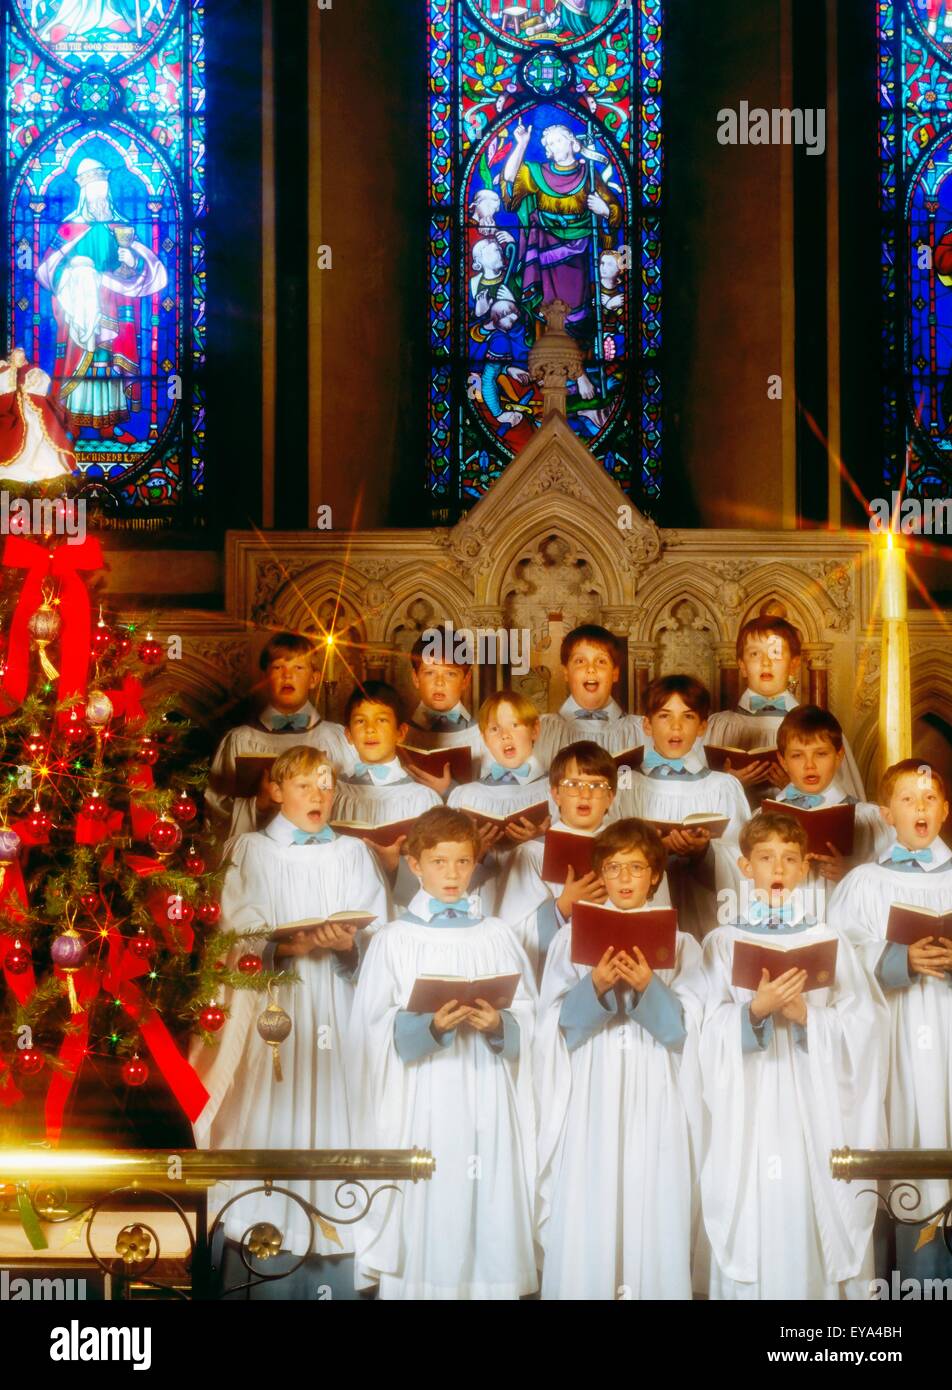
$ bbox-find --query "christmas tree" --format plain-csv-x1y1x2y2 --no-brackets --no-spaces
0,520,283,1152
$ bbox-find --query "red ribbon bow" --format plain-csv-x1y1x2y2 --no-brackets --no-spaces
0,534,104,715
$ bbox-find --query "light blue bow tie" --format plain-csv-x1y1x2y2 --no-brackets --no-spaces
778,788,824,810
890,845,933,867
749,695,788,715
747,898,796,927
488,762,529,782
271,712,310,732
643,747,687,776
428,897,472,919
428,709,465,730
353,761,393,783
570,707,610,721
291,826,334,845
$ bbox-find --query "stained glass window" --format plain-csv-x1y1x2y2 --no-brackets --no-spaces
3,0,205,526
427,0,662,510
877,0,952,499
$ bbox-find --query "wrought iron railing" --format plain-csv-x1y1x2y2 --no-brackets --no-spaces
831,1147,952,1257
0,1148,435,1299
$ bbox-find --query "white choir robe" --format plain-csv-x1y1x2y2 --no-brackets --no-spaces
828,843,952,1222
408,703,486,774
333,765,443,909
447,761,554,822
612,761,750,940
190,822,390,1258
536,697,644,773
493,819,672,984
703,690,866,801
697,912,887,1299
535,925,704,1299
713,782,893,910
205,704,354,848
347,892,538,1299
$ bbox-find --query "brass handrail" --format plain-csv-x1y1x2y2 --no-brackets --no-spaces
831,1148,952,1181
0,1148,435,1191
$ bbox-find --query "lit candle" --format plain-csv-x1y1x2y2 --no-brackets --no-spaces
880,528,907,622
878,528,911,766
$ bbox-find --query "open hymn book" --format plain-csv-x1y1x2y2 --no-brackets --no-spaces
887,903,952,946
731,925,838,992
269,910,376,942
405,973,521,1014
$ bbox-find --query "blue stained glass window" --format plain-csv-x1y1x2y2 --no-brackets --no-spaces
427,0,663,510
3,0,206,525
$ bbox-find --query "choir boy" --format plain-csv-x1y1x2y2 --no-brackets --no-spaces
698,813,886,1300
614,674,749,940
535,624,644,768
206,631,352,848
334,681,443,907
703,616,866,801
192,745,390,1300
829,759,952,1282
714,705,891,909
348,807,538,1299
535,819,703,1299
447,688,552,843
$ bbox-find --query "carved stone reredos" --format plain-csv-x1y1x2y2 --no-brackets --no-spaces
443,412,663,605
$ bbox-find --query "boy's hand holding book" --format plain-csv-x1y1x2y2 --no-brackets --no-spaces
908,936,952,979
465,998,503,1034
364,833,407,876
750,966,808,1022
591,946,622,996
612,945,653,993
476,821,504,859
432,999,474,1035
405,760,453,797
505,812,551,845
557,866,607,918
724,758,774,786
663,826,710,857
807,843,847,882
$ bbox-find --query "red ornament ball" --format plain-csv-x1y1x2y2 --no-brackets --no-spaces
26,807,52,838
138,635,164,666
62,714,86,746
183,846,206,877
114,633,133,657
23,732,44,759
78,891,100,914
15,1048,45,1077
121,1055,149,1087
4,941,31,975
128,931,155,960
199,1004,225,1032
81,792,110,821
137,737,160,767
147,817,182,856
197,899,221,926
237,953,263,976
90,626,112,660
171,794,198,826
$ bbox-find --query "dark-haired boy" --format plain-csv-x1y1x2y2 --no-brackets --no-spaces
535,818,702,1299
699,813,885,1299
703,616,865,801
348,807,537,1300
714,705,891,909
536,624,644,770
614,674,749,940
335,681,442,907
206,631,353,847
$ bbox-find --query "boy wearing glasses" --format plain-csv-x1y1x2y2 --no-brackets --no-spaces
495,741,640,982
535,818,703,1299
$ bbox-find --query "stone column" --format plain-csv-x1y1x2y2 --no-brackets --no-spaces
468,606,506,707
801,641,832,709
630,641,655,715
714,641,740,711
